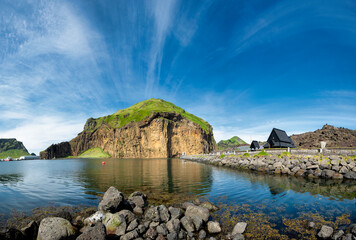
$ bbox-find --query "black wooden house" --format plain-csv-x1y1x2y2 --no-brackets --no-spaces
250,140,260,151
263,128,295,148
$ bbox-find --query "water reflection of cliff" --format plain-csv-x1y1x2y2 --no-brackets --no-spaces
0,174,23,185
224,168,356,201
78,158,213,196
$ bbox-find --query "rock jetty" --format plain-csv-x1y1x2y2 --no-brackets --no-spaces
1,186,356,240
181,154,356,180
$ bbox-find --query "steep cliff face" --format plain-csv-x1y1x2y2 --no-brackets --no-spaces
41,99,215,159
290,124,356,148
40,142,72,159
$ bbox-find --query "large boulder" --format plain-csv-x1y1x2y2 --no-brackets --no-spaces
77,222,106,240
318,225,333,239
98,186,125,213
103,213,127,236
232,222,247,235
37,217,76,240
207,221,221,233
185,205,210,222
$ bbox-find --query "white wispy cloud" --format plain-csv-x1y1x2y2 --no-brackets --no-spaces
0,115,85,154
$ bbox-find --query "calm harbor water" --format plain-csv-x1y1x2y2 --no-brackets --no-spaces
0,158,355,222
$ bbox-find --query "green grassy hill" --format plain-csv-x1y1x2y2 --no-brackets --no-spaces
84,98,212,133
217,136,248,150
68,147,111,159
0,138,29,159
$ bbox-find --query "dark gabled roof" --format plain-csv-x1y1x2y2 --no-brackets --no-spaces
265,128,296,148
250,140,260,149
272,128,292,143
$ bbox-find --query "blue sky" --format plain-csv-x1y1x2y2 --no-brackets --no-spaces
0,0,355,154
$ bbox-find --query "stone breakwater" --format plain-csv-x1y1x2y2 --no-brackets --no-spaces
1,186,356,240
181,154,356,180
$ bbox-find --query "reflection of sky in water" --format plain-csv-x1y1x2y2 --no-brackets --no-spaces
0,159,355,222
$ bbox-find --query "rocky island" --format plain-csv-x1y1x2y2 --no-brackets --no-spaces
40,99,215,159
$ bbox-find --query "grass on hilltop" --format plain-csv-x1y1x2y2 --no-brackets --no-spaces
85,99,212,133
68,148,111,159
0,149,30,159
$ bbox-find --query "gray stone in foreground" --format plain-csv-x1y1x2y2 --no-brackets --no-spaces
185,205,210,222
233,233,245,240
158,205,171,222
127,219,138,232
103,213,126,236
157,224,168,236
166,219,181,233
98,186,124,213
232,222,247,235
332,230,344,240
145,206,160,222
169,206,184,220
167,232,178,240
345,171,356,180
180,216,195,233
344,233,355,240
207,221,221,233
318,225,334,239
37,217,75,240
77,222,106,240
199,229,207,239
308,222,315,228
121,229,139,240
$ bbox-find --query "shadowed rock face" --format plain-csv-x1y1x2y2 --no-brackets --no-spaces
290,124,356,148
40,112,215,159
40,142,72,159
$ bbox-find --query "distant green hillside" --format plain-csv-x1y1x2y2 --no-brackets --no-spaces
68,147,111,159
0,138,29,158
84,98,212,133
217,136,247,150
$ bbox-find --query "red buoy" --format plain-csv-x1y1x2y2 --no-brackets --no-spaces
102,161,105,165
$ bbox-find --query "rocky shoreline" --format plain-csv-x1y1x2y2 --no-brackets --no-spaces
1,186,356,240
181,153,356,180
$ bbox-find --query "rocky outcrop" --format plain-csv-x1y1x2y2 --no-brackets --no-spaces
41,99,215,159
290,124,356,148
40,142,72,159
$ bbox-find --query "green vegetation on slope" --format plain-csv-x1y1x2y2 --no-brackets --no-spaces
70,148,111,158
84,98,212,133
217,136,247,150
0,138,29,158
0,149,30,159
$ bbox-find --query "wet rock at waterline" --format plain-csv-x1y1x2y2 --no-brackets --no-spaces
37,217,76,240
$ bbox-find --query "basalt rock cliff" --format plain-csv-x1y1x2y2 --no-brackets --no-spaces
40,99,215,159
290,124,356,148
